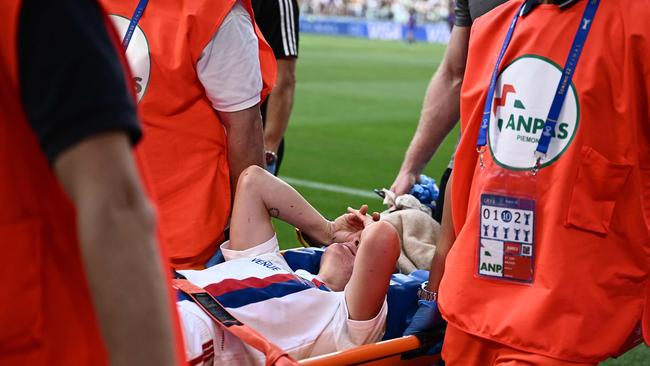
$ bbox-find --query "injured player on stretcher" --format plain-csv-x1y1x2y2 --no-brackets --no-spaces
177,166,401,365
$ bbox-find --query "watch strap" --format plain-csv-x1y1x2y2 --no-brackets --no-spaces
417,281,438,302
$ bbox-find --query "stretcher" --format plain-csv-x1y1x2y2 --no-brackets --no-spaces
282,248,444,366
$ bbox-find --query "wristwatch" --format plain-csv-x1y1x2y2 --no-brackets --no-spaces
417,281,438,302
265,150,278,175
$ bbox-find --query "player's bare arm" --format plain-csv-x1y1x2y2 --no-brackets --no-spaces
230,165,367,251
230,165,398,322
345,220,400,320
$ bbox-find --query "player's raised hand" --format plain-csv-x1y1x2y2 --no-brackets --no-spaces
329,211,365,244
347,204,380,227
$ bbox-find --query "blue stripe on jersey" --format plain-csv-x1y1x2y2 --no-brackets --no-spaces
215,278,315,308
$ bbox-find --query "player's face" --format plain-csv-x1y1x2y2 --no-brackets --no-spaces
317,241,357,291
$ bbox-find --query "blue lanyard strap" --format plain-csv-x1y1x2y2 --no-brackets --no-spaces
476,1,527,150
535,0,598,157
476,0,600,162
122,0,149,51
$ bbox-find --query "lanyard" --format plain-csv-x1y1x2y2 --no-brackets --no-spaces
476,0,599,170
122,0,149,51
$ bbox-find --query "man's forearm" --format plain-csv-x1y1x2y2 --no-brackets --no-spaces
55,133,179,366
264,58,296,153
392,26,470,195
219,105,266,195
78,200,178,366
399,69,462,176
420,27,469,289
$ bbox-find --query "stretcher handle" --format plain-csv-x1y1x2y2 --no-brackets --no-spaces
401,327,446,360
299,334,439,366
300,328,445,366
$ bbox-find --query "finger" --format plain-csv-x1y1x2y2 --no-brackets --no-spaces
391,183,405,196
358,204,368,215
371,212,380,221
348,213,366,228
392,177,415,196
347,207,366,223
394,187,409,196
352,210,374,227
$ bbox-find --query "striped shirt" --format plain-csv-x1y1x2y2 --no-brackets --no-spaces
177,235,387,365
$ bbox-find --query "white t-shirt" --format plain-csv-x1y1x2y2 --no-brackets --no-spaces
109,1,261,111
197,0,263,113
177,235,388,366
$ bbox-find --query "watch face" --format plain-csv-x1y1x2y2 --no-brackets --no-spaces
418,286,437,301
265,151,277,165
417,288,426,300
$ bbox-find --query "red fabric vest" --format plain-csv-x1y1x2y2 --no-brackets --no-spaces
0,2,108,364
0,2,186,364
440,0,650,362
645,281,650,345
101,0,276,269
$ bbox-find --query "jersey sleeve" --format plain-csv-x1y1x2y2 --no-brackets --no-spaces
220,234,280,261
454,0,472,27
197,1,263,113
18,0,141,163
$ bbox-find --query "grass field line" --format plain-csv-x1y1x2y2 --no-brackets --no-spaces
280,176,377,199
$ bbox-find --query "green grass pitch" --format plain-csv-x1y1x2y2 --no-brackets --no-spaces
274,34,453,246
273,34,648,364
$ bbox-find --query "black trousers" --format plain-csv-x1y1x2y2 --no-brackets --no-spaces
433,167,453,223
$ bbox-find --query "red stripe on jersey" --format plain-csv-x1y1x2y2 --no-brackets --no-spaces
189,341,214,366
204,273,299,297
189,341,214,365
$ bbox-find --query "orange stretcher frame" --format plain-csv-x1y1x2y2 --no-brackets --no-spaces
299,335,440,366
285,238,444,365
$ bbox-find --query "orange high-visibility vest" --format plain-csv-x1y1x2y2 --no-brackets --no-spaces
440,0,650,362
644,281,650,345
102,0,276,269
0,1,185,364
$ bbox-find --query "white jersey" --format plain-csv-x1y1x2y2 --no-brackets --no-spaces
177,235,387,366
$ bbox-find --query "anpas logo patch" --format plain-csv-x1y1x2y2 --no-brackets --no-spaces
109,15,151,103
488,56,579,170
479,239,504,277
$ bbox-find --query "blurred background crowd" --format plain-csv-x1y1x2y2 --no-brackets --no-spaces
300,0,454,24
